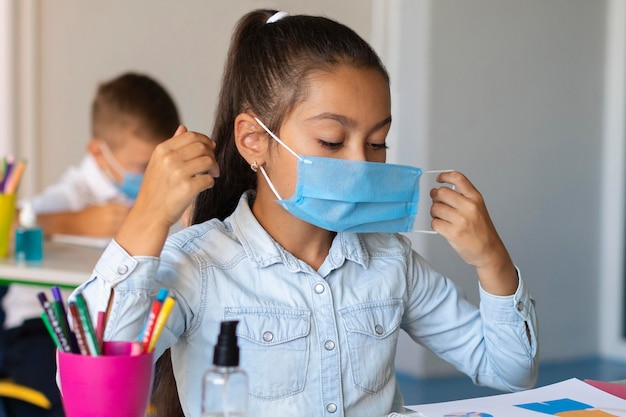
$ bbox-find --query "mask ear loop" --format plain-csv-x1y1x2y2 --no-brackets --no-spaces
98,140,126,180
412,169,456,234
254,117,303,161
258,165,284,200
252,117,306,201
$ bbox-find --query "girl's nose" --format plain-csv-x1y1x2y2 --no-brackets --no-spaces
343,144,368,162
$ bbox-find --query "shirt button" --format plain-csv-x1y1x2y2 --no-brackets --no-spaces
324,340,335,351
516,301,524,312
326,403,337,413
262,331,274,342
314,284,325,294
375,324,384,335
116,264,129,275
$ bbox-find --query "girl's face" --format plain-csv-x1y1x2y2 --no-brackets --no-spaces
265,65,392,200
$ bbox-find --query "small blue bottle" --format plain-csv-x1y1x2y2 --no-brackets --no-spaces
14,202,43,262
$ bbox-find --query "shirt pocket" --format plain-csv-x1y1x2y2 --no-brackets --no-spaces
225,307,311,400
339,299,403,393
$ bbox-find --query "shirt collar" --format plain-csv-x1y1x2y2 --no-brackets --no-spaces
229,191,370,272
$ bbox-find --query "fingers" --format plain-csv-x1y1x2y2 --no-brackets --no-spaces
159,127,215,154
428,171,502,261
429,171,480,234
137,127,220,227
430,190,484,233
435,171,479,197
152,130,220,179
169,156,219,191
173,125,188,136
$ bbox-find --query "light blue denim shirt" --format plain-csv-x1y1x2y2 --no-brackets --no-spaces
74,192,538,417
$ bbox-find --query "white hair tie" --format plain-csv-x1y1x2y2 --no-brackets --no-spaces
267,11,289,24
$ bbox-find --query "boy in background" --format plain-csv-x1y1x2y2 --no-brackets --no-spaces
1,72,180,417
27,72,181,236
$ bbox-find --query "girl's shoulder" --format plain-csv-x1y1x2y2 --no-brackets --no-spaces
164,218,242,261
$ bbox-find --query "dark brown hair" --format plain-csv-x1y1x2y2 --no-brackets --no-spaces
150,349,184,417
191,9,388,224
92,72,180,149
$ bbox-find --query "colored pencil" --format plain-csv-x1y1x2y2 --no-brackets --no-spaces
147,296,175,353
40,311,61,350
68,302,90,355
4,159,26,194
75,292,101,356
139,288,168,351
0,155,13,192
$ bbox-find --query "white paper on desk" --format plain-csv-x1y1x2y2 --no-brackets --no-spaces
50,234,111,249
407,378,626,416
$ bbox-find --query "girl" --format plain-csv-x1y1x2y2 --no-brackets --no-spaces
75,9,538,417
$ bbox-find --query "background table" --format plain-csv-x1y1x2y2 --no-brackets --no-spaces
0,240,106,288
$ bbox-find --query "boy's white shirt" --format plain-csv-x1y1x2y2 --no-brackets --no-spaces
17,153,132,213
5,154,131,330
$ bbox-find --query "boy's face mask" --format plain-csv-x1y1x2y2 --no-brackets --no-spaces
99,142,144,201
254,117,449,233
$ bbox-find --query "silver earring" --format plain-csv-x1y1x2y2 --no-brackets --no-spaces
250,161,259,172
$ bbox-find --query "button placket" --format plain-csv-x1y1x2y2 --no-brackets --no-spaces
310,277,342,416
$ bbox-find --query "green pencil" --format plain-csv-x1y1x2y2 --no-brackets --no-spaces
75,292,101,356
40,311,61,349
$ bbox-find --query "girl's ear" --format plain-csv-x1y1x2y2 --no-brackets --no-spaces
234,113,269,165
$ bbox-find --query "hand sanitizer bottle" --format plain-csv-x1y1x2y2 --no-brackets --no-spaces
202,320,248,417
14,202,43,262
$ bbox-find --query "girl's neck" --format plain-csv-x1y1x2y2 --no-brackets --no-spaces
251,191,335,271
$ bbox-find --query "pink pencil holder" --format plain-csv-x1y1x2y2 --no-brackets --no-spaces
57,341,154,417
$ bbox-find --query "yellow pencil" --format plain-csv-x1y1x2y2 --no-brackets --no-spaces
5,159,26,194
147,296,175,352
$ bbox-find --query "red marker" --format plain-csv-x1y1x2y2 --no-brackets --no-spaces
140,288,169,352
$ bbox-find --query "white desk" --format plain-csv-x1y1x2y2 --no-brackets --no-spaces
0,240,105,288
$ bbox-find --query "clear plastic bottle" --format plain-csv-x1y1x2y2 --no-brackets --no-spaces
202,320,248,417
14,202,43,262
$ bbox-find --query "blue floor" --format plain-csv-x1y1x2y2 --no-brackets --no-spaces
397,356,626,405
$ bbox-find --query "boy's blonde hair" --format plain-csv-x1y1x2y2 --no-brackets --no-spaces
91,72,180,150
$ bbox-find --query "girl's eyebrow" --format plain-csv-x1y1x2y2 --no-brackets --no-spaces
306,113,393,132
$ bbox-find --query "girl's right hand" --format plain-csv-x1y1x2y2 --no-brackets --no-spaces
115,125,220,256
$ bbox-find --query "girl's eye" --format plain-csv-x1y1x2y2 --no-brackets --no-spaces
318,140,343,150
369,142,389,151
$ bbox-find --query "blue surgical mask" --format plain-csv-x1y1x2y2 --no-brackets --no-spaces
254,118,449,233
114,172,143,201
99,142,144,201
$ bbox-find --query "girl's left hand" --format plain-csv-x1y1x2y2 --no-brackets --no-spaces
430,171,518,295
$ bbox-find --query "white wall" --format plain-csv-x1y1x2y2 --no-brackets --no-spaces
427,0,606,364
389,0,608,377
9,0,616,378
0,0,14,156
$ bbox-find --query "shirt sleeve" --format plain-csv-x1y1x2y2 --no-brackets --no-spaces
70,239,196,360
401,251,538,392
